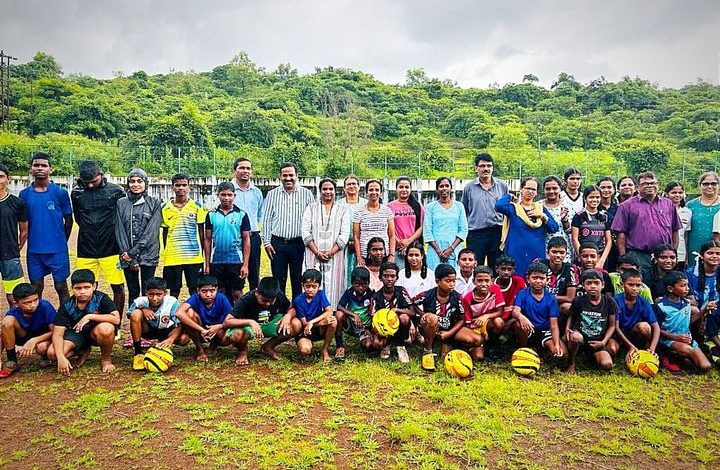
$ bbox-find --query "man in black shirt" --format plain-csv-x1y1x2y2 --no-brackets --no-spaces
0,164,28,307
71,161,126,319
223,277,300,365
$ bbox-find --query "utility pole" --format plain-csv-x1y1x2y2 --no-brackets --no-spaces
0,50,18,132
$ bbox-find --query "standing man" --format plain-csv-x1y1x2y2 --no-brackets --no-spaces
19,153,73,303
461,153,508,268
231,158,264,291
71,160,126,316
261,162,313,298
612,171,681,273
161,173,207,299
0,164,27,307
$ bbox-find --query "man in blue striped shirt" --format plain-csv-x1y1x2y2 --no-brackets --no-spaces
231,158,264,291
261,162,313,298
204,182,251,302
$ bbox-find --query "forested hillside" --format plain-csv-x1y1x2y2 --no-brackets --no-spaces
1,51,719,188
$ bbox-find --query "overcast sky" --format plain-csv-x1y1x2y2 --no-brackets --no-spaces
2,0,718,88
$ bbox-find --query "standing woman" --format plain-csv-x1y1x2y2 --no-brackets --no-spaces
665,181,692,270
339,175,367,283
686,172,720,264
617,176,636,204
561,167,584,216
571,185,612,268
541,175,572,262
388,176,424,268
424,177,469,269
302,178,350,307
354,180,396,266
495,177,559,277
597,176,620,271
115,169,162,307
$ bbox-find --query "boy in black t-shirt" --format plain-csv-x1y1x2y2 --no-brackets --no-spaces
224,277,301,365
418,264,473,371
370,262,413,363
536,236,578,318
335,267,375,359
565,269,618,374
47,269,120,375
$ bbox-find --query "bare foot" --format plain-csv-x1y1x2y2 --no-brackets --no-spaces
195,349,209,362
322,350,332,362
100,361,116,373
234,350,249,366
75,348,91,368
261,343,281,360
565,364,576,375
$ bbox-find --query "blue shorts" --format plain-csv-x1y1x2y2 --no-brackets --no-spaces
27,251,70,282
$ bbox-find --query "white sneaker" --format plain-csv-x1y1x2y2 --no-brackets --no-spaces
380,346,391,359
396,346,410,364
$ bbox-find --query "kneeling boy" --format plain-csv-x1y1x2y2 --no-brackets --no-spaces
47,269,120,375
335,267,375,359
613,269,660,359
565,270,618,374
224,277,301,365
512,262,566,360
128,277,189,370
175,275,233,362
418,264,475,370
293,269,337,362
1,283,56,377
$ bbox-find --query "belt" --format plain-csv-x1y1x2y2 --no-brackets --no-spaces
251,231,260,235
469,226,501,232
271,235,302,243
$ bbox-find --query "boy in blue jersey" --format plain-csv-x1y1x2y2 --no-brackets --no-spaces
1,283,56,377
19,153,73,303
335,267,375,359
48,269,120,375
294,269,337,362
204,182,251,302
175,275,233,362
565,269,617,374
612,269,660,360
656,271,712,373
128,277,189,370
512,262,566,360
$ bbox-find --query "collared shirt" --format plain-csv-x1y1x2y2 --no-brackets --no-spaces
461,177,508,230
261,184,313,246
161,199,207,266
205,205,251,264
611,195,681,252
231,180,263,232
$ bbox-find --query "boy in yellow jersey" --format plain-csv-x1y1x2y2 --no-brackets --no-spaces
162,173,207,298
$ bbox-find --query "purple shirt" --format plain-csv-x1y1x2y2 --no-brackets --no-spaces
611,195,681,252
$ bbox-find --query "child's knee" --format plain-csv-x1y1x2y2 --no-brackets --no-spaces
229,330,249,346
569,331,584,344
93,323,116,340
36,342,50,356
1,315,17,329
492,317,505,331
290,318,302,335
635,322,651,339
422,314,438,329
177,334,190,346
129,309,144,321
297,339,312,355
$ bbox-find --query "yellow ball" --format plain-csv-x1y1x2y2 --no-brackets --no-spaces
625,349,659,379
144,345,174,373
372,308,400,337
444,349,473,378
511,347,541,377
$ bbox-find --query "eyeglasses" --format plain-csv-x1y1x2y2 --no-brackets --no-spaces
638,181,658,187
701,181,719,187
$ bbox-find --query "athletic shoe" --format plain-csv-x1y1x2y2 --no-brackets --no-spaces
380,346,391,359
661,354,682,373
396,346,410,364
132,354,145,371
421,351,436,371
0,361,19,378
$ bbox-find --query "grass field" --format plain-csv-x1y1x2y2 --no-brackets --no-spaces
1,230,720,469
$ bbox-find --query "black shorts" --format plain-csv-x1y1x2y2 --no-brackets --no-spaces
143,327,174,341
63,327,94,350
15,328,50,346
210,263,245,291
342,317,372,340
296,324,326,342
527,329,554,349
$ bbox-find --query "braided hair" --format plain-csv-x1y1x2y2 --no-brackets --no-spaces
403,242,428,280
395,176,423,242
695,240,720,304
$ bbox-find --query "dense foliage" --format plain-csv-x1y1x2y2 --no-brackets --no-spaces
2,52,720,188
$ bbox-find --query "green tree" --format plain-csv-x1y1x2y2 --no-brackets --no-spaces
612,139,671,176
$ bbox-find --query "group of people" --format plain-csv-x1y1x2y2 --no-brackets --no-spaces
1,151,719,376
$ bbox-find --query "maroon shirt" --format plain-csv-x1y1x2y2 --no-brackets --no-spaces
611,195,681,252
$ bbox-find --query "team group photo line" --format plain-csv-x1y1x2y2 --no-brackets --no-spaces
2,151,720,379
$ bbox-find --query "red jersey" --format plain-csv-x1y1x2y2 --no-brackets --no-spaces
494,275,526,320
462,284,505,325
